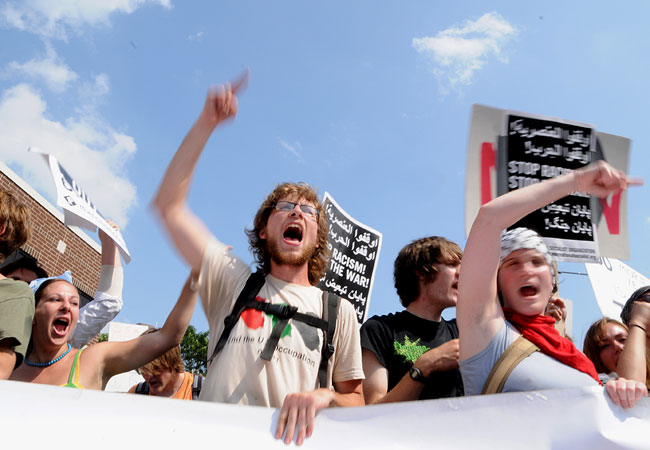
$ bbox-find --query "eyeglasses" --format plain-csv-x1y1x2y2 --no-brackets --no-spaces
274,201,319,218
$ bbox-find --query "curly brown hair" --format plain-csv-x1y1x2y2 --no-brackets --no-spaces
245,182,330,285
394,236,462,307
0,189,31,262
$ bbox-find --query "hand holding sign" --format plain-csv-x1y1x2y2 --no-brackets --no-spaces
99,219,122,267
574,160,643,197
30,147,131,263
200,69,250,128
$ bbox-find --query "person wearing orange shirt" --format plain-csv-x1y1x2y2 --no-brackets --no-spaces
128,328,203,400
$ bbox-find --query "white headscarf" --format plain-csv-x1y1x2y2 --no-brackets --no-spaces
500,228,553,267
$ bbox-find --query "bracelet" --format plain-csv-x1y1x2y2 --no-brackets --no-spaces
629,323,647,333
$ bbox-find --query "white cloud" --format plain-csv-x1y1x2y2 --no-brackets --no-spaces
1,0,172,39
277,137,304,163
5,44,77,93
413,12,517,92
187,31,204,42
77,73,110,111
0,83,137,226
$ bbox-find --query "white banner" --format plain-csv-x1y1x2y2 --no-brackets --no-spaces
2,380,648,449
586,258,650,319
30,147,131,263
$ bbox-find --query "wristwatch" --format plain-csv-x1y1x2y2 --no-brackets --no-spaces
409,365,426,383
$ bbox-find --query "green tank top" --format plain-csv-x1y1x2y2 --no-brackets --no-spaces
61,348,85,389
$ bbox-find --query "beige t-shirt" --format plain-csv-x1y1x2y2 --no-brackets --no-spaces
197,237,364,407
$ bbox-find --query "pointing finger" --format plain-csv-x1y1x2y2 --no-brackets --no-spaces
231,68,250,95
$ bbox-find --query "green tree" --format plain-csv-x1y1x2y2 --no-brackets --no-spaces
180,325,209,375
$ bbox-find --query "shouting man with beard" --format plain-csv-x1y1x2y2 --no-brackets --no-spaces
153,72,364,446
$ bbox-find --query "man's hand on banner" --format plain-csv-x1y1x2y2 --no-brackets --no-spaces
275,388,334,446
199,70,249,129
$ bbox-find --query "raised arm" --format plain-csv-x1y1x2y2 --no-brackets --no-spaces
91,273,198,386
458,161,637,359
617,301,650,385
71,220,124,348
152,71,249,272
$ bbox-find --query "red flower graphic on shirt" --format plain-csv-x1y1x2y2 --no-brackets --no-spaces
241,296,266,329
240,296,292,338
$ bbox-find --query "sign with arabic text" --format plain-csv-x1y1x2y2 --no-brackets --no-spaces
501,112,599,262
465,104,631,260
317,192,382,324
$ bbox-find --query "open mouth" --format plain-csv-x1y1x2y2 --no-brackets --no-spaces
451,281,459,290
52,318,70,336
519,285,538,297
283,223,303,245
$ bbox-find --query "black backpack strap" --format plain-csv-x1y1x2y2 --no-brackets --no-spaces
191,374,204,400
206,271,266,366
257,303,328,360
260,304,299,360
134,381,149,395
318,291,339,388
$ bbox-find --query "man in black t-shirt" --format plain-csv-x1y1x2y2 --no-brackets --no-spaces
360,236,464,403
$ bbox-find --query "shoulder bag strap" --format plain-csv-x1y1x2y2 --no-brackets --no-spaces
481,335,539,395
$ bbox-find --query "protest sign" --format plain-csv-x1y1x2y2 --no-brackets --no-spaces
585,257,650,319
317,192,382,323
500,112,598,262
30,147,131,263
465,104,631,260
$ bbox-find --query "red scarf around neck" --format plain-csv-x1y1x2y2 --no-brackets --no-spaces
503,308,601,385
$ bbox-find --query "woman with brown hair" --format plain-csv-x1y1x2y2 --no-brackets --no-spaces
11,273,197,390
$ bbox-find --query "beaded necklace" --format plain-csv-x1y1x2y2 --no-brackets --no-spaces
24,343,72,367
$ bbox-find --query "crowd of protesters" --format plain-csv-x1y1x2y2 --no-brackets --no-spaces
0,74,648,445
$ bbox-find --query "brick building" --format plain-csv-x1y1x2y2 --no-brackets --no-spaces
0,160,101,304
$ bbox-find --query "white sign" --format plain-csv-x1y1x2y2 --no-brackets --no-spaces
465,104,632,260
1,380,648,449
30,147,131,263
586,258,650,319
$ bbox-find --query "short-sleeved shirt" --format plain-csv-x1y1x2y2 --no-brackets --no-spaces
197,237,364,407
460,321,600,396
0,278,35,367
361,311,464,399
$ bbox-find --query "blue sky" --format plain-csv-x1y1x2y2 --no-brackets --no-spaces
1,1,648,348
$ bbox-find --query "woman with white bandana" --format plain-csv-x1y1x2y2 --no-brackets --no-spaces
457,161,647,408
